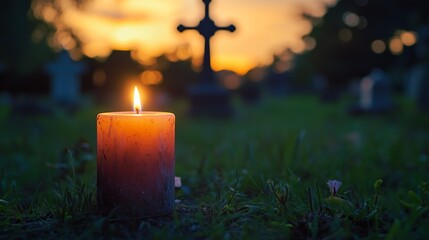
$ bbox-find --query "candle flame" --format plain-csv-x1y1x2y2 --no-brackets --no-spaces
134,86,141,114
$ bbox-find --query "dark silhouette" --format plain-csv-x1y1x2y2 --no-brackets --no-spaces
295,0,429,89
96,50,143,108
177,0,236,117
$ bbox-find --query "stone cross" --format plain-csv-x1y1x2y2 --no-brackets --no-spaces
46,51,85,106
176,0,236,117
178,0,235,85
350,68,393,114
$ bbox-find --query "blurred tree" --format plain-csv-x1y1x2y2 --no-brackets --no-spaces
31,0,88,55
0,0,53,75
295,0,429,87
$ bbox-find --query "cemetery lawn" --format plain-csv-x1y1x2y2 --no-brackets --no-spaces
1,95,429,239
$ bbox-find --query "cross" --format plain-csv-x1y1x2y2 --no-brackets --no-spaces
178,0,235,85
46,51,85,105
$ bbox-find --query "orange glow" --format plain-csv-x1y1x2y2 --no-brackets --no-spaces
56,31,76,50
134,86,142,113
212,55,254,75
176,45,191,60
400,31,417,46
140,70,163,85
132,50,157,66
33,0,337,74
389,38,403,55
41,6,56,22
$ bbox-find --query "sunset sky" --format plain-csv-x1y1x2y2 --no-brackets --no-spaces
34,0,337,75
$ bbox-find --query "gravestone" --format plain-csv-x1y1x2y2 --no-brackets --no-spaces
416,63,429,112
45,51,85,106
95,50,143,108
177,0,236,118
348,68,393,115
406,65,423,100
408,27,429,112
406,63,429,112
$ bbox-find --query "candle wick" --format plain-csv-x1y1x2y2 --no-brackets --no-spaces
135,108,139,114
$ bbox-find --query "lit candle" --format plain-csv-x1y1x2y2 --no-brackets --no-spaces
97,86,175,217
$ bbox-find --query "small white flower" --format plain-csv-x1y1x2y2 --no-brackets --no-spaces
327,180,342,196
175,176,182,188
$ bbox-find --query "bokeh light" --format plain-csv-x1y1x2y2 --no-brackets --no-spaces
176,44,191,61
247,67,266,82
339,28,353,42
400,31,417,46
140,70,163,85
304,36,317,51
343,11,359,27
389,37,403,55
371,40,386,54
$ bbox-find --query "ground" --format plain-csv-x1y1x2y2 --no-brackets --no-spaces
0,95,428,239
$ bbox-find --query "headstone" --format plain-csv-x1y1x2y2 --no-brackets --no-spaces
416,63,429,112
406,65,424,99
96,50,143,108
405,65,429,112
45,51,85,106
409,27,429,112
177,0,236,118
348,68,393,115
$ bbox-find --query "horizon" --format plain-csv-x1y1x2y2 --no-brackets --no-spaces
33,0,337,75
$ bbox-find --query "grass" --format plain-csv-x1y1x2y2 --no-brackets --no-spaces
0,95,429,239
